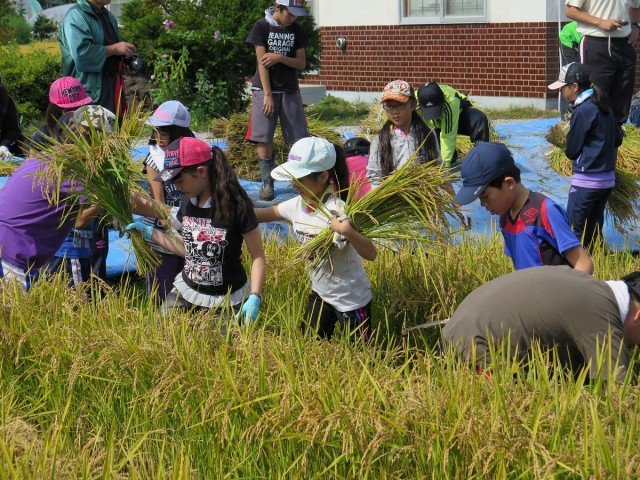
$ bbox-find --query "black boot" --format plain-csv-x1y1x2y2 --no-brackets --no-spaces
258,158,275,201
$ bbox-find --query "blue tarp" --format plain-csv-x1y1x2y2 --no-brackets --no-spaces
2,119,638,278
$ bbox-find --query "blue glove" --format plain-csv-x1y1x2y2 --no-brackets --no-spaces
124,222,153,241
237,293,262,325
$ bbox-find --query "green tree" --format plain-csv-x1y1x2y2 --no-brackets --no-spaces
33,13,57,40
120,0,321,121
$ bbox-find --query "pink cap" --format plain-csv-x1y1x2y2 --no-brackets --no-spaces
49,77,92,108
155,137,213,182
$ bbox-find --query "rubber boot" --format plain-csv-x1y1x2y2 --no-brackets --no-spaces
258,158,275,201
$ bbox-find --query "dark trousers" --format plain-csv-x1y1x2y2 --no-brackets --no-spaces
458,106,490,143
581,35,637,124
567,185,613,250
147,252,185,303
303,290,371,341
90,220,109,281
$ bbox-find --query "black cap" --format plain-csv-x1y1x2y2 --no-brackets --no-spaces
417,82,445,120
622,272,640,300
343,137,370,156
453,142,516,205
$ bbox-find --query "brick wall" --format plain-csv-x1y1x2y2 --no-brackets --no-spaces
300,23,562,99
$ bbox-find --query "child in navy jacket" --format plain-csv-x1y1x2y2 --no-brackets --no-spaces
549,62,622,250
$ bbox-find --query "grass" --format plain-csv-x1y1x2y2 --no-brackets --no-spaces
17,40,61,57
483,106,560,121
2,234,640,477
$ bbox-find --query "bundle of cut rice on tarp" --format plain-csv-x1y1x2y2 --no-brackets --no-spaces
291,140,459,272
211,112,342,181
34,105,161,274
545,121,640,232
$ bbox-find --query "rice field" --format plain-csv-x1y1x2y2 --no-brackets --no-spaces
2,233,640,478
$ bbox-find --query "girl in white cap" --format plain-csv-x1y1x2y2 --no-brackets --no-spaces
255,136,377,340
142,100,195,302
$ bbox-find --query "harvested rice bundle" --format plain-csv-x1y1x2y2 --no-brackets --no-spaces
546,121,640,175
292,154,457,272
35,105,160,274
220,112,343,180
0,160,19,176
545,120,569,150
607,169,640,230
546,145,640,233
546,146,573,176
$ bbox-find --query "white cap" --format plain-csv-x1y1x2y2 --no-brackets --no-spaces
146,100,191,127
271,137,336,181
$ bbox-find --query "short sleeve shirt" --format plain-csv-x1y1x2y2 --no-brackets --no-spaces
177,196,258,295
500,192,582,270
277,195,372,312
566,0,640,37
246,18,308,92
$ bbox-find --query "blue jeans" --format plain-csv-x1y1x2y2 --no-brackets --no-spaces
566,185,613,249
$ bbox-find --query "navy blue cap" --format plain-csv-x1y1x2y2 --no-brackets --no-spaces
453,142,516,205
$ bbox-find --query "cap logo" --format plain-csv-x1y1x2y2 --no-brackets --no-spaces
288,153,303,162
61,85,83,103
155,110,171,121
160,170,175,182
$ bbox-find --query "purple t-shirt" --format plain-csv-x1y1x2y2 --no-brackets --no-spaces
0,158,80,270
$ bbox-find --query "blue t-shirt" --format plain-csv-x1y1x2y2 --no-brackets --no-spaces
500,191,581,270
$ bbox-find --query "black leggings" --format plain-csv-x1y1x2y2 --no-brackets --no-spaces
303,290,371,341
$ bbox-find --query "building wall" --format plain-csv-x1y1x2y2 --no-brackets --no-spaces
300,22,561,109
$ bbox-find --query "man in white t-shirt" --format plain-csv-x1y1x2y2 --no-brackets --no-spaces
566,0,640,124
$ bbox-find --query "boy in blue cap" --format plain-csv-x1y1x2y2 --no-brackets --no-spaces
453,141,593,273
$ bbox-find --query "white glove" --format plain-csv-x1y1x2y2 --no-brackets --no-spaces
331,213,349,249
456,209,472,229
0,146,10,158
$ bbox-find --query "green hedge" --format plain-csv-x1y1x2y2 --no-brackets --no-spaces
0,46,61,125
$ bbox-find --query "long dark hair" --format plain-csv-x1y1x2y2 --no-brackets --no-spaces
43,103,66,140
307,143,350,201
199,145,253,223
578,81,612,115
377,111,440,176
149,124,195,144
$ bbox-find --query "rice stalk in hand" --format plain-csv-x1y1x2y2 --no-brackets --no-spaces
34,104,160,274
291,138,457,272
546,120,569,149
607,170,640,232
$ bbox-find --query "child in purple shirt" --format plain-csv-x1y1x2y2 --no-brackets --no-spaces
0,105,115,291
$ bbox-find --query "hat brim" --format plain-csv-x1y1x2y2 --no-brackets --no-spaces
380,93,410,104
548,80,567,90
155,167,183,182
420,105,443,120
271,163,312,181
452,184,486,206
55,96,92,109
287,6,307,16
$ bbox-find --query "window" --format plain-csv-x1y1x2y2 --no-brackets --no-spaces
401,0,486,23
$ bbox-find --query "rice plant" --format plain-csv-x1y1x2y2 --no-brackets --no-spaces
32,104,160,274
1,236,640,477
